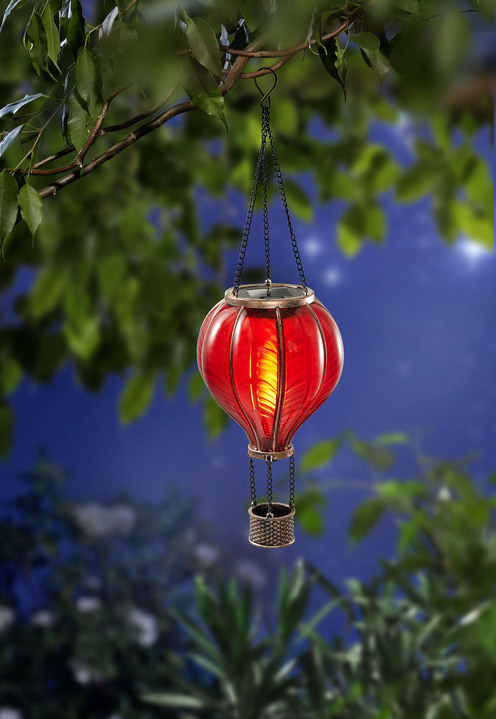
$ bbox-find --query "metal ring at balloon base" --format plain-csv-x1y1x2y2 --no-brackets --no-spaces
248,502,295,548
248,444,294,461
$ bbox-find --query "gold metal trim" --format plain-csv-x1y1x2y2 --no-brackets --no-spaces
272,306,285,453
307,302,327,392
225,283,315,309
230,308,260,448
248,444,294,461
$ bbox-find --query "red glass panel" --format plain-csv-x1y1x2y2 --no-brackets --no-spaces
197,296,343,453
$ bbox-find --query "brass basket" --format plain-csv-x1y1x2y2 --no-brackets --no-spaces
248,503,295,548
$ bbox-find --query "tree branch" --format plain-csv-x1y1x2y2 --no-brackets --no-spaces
35,17,356,199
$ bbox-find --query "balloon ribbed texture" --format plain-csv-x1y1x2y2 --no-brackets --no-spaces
197,298,343,454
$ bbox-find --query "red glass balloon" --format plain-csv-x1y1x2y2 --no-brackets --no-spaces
197,283,343,459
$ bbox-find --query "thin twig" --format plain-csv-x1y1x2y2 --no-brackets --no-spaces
12,83,132,176
34,17,355,198
180,9,361,60
99,86,177,135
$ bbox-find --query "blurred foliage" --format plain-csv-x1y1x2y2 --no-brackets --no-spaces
2,449,495,717
141,449,496,719
0,451,244,718
0,0,494,455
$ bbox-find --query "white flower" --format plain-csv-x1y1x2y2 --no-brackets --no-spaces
128,608,158,647
437,487,452,503
71,503,136,539
0,709,22,719
193,543,219,568
69,658,102,685
76,596,102,613
110,504,136,536
0,607,15,632
235,559,267,591
31,610,54,628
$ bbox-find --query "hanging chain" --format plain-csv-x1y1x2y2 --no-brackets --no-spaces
266,457,273,517
249,457,257,506
232,133,266,296
261,106,271,294
289,454,295,509
265,122,308,293
232,68,308,295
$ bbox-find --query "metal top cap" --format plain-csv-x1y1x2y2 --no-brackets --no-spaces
225,283,315,309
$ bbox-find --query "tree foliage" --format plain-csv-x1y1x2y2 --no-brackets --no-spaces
0,0,493,454
1,450,496,717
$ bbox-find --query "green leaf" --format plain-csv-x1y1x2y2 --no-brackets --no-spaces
183,57,227,129
0,126,23,158
67,0,85,56
203,395,228,440
349,498,384,544
352,439,394,471
353,32,389,84
0,402,13,459
318,40,346,99
184,14,222,77
188,370,205,402
76,48,102,114
454,202,494,250
389,33,416,75
393,0,419,14
375,432,409,445
18,184,43,241
396,162,433,202
64,315,100,359
376,479,427,501
0,0,28,34
141,693,203,709
119,371,156,425
0,171,19,251
0,93,44,119
30,267,65,318
284,180,313,222
41,2,61,72
67,90,90,152
298,504,325,536
26,13,48,75
367,202,386,244
0,358,23,395
300,438,341,472
337,206,365,257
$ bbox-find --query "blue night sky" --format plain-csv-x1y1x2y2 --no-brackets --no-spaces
0,115,494,588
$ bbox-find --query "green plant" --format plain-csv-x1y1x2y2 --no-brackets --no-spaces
0,0,493,455
144,450,496,719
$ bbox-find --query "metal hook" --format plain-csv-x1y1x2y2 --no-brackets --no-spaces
254,67,278,108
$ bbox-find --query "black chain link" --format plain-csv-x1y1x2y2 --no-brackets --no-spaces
249,457,257,506
266,458,273,516
261,106,271,293
265,122,308,292
232,72,308,294
232,127,266,296
289,454,295,509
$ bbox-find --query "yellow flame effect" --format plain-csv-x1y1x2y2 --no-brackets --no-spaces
250,325,279,422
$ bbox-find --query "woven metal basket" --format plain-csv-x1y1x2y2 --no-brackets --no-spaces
248,503,295,548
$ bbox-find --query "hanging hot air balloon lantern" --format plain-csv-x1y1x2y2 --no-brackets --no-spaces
197,70,343,548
